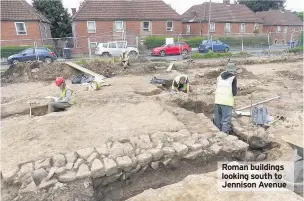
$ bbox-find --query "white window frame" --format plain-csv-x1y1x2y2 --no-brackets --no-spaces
89,42,98,48
276,26,281,33
284,26,288,33
143,21,151,31
115,21,124,32
254,23,259,30
186,24,191,34
87,21,96,33
240,23,246,33
166,21,173,31
225,23,231,33
14,22,27,35
44,26,48,38
209,22,215,32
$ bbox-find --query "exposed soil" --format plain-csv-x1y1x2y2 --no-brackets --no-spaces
276,70,303,81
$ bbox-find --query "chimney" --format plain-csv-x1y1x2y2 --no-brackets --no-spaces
71,8,76,16
223,0,230,5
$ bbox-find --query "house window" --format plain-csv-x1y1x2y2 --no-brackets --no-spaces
186,25,191,34
254,23,258,30
89,42,97,48
44,26,48,38
109,42,117,48
225,23,231,33
87,21,96,33
276,26,281,32
115,21,124,32
166,21,173,31
240,23,246,33
15,22,27,35
292,27,296,33
284,26,288,33
209,22,215,32
143,21,150,31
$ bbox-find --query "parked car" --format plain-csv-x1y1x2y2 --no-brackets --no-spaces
151,42,191,57
198,40,230,53
95,41,139,57
7,47,57,65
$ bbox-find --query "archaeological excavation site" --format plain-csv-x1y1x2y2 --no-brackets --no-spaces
1,55,303,201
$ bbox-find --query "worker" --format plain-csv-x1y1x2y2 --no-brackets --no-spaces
172,75,190,93
214,63,237,134
121,50,130,69
48,77,74,113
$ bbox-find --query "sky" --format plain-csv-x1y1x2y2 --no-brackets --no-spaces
27,0,304,14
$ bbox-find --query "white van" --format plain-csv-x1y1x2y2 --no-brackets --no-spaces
95,41,139,57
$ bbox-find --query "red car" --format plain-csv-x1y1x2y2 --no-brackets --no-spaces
151,42,191,57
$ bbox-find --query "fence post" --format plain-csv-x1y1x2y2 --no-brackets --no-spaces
87,37,92,58
34,40,38,61
268,33,271,50
241,35,244,52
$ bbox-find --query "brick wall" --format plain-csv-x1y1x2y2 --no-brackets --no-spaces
0,21,48,46
264,25,302,44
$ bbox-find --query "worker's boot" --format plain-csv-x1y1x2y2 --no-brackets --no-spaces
48,102,55,113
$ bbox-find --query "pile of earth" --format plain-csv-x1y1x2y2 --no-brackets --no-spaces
81,60,116,78
276,69,303,81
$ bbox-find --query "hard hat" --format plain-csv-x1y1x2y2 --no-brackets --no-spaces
55,77,65,86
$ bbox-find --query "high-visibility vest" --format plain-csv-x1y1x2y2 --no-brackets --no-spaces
214,73,235,106
60,86,75,104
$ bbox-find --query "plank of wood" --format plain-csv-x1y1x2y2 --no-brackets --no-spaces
65,62,105,80
166,62,174,72
236,96,280,111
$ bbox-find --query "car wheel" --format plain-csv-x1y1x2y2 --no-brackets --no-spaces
224,48,229,52
160,50,166,57
102,52,111,57
45,58,52,64
12,59,19,65
182,49,188,55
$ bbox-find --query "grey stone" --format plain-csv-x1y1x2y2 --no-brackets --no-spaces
183,150,204,160
38,179,58,189
131,154,138,167
35,158,51,170
172,142,188,157
130,164,141,174
221,140,248,153
45,167,56,181
110,142,134,158
224,135,239,142
166,129,191,142
103,158,117,176
151,132,168,145
91,159,105,178
162,147,175,158
32,168,47,185
116,156,133,171
256,153,267,161
19,181,37,194
215,132,228,138
96,144,109,156
73,158,84,170
58,171,76,182
87,152,99,165
137,153,153,166
65,152,77,165
148,148,163,161
200,138,210,148
137,134,153,149
31,68,39,73
188,144,203,151
76,164,91,179
77,147,95,160
209,144,222,155
52,154,66,168
162,158,173,166
2,166,19,183
151,161,160,170
65,163,74,170
19,163,34,178
55,167,66,175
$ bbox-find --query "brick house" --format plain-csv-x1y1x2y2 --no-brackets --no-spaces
0,0,52,46
72,0,182,49
256,9,303,44
181,0,263,36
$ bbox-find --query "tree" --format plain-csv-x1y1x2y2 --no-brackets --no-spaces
32,0,72,38
237,0,285,12
295,11,304,21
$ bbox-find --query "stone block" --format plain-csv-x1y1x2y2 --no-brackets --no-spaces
136,134,154,149
165,129,191,142
77,147,95,160
182,150,204,160
172,142,188,157
38,179,58,189
58,171,76,182
221,140,248,153
162,147,175,158
103,158,118,176
2,166,19,183
55,167,66,175
200,138,210,148
73,158,84,170
96,144,109,156
19,181,37,194
209,144,222,155
45,167,56,181
19,163,34,178
151,161,160,170
76,164,91,179
32,168,47,185
148,148,163,161
65,152,78,165
188,144,203,151
91,159,105,178
52,154,66,168
137,153,153,166
35,158,51,170
162,158,173,166
116,156,133,171
110,142,134,158
224,135,239,142
87,152,99,165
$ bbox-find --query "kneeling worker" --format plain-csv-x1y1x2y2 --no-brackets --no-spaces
48,77,74,113
121,50,130,69
172,75,190,93
214,63,237,134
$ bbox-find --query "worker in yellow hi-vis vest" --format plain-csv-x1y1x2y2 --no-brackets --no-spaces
214,63,238,134
48,77,74,113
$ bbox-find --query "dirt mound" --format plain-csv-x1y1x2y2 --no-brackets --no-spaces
82,60,116,78
276,70,303,81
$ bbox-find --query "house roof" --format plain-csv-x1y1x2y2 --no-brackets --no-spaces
1,0,50,23
181,2,263,23
256,10,303,26
72,0,181,21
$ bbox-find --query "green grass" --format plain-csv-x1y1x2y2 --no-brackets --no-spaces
192,51,233,59
288,46,303,53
